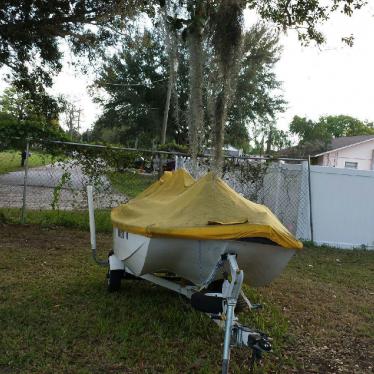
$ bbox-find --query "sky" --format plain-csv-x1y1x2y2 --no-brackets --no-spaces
2,4,374,133
273,4,374,130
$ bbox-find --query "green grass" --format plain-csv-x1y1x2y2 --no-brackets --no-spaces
0,224,292,374
109,171,156,198
0,208,112,232
0,150,54,174
0,217,373,373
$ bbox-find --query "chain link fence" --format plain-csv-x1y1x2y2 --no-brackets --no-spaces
180,155,311,239
0,138,312,239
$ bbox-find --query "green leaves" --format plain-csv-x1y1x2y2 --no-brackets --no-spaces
252,0,367,46
290,114,374,146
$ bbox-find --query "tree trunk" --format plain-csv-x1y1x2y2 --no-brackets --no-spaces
172,73,179,131
160,4,178,145
161,61,174,145
210,0,244,174
265,126,273,155
212,84,229,174
187,29,204,171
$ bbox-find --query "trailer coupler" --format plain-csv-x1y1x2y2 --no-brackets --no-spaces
233,324,272,353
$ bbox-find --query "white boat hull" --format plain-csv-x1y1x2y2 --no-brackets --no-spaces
112,228,295,287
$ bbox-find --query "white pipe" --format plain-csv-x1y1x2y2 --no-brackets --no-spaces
87,185,108,266
87,185,96,251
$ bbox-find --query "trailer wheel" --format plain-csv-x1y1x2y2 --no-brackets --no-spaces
205,279,248,314
107,269,123,292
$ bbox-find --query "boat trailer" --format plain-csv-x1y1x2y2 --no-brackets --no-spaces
87,186,272,373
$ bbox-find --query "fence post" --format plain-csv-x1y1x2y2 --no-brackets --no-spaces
21,139,30,224
296,161,310,240
307,155,314,242
273,161,283,217
158,152,163,179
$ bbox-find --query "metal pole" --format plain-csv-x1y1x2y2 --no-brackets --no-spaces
87,185,108,266
307,155,314,242
87,185,96,252
222,301,235,374
21,139,30,224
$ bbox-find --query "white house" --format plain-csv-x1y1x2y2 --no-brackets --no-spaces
313,135,374,171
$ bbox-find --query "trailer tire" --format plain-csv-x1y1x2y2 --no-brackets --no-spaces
107,270,123,292
204,279,248,314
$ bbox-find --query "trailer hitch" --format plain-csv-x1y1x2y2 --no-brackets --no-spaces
220,254,272,374
232,325,272,372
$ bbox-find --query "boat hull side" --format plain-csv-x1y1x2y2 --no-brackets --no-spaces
112,228,295,287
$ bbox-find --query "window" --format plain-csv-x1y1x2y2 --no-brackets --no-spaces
345,161,358,169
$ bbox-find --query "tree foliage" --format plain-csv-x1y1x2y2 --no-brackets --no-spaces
91,31,178,148
226,24,286,153
155,0,367,168
286,114,374,156
91,22,285,152
248,0,367,45
290,115,374,144
0,86,67,150
0,113,67,151
0,0,151,112
0,0,368,168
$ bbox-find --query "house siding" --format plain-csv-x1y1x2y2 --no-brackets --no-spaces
319,139,374,170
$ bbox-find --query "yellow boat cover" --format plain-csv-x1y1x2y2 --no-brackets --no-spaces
111,169,302,249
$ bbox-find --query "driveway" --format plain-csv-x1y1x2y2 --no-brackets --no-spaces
0,162,127,210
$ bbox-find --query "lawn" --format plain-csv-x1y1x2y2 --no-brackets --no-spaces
0,150,54,174
0,223,373,373
0,208,113,232
109,171,157,199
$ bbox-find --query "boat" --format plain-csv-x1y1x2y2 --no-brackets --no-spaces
110,168,302,287
87,168,302,373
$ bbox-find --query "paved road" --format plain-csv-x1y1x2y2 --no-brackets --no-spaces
0,162,111,190
0,162,127,210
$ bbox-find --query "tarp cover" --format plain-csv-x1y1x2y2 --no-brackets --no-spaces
111,169,302,249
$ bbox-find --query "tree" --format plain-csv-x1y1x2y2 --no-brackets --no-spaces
287,114,374,157
209,0,244,171
1,1,367,159
164,0,367,170
226,24,286,153
61,99,83,140
160,0,180,145
290,115,374,144
0,85,67,150
184,1,207,165
320,115,374,137
0,85,62,124
91,23,286,151
0,87,37,122
89,0,366,164
91,31,176,148
290,115,333,145
0,114,67,151
0,1,151,112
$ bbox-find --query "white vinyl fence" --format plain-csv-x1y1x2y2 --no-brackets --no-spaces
309,166,374,249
